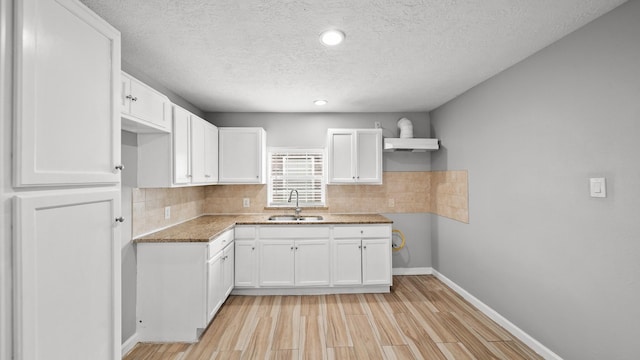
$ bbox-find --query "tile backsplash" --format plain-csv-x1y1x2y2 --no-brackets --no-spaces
132,170,469,237
132,186,206,237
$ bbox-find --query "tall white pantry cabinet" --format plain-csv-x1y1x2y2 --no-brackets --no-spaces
12,0,122,360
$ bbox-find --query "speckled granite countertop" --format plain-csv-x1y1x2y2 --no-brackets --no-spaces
136,214,393,243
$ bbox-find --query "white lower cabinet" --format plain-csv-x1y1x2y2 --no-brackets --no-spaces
234,224,391,293
137,230,234,342
333,239,363,285
13,189,121,360
332,225,392,286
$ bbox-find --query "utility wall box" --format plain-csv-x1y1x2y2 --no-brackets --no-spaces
383,138,439,152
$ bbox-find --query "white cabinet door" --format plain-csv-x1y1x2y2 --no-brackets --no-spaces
219,128,266,184
327,130,355,183
259,241,295,287
173,106,191,184
356,130,383,184
222,244,235,298
362,238,392,285
205,123,219,183
190,117,207,183
191,117,218,184
235,241,257,287
14,189,121,360
14,0,121,186
129,76,170,131
327,129,382,184
120,72,171,133
333,240,362,285
207,252,224,322
295,240,330,286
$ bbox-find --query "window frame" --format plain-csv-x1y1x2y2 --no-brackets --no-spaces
267,147,326,208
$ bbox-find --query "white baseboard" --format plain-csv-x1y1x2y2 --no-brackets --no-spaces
432,270,562,360
121,332,139,358
392,267,433,275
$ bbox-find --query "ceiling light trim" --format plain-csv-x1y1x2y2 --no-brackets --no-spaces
319,29,345,46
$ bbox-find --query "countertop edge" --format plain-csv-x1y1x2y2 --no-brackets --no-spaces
135,214,392,243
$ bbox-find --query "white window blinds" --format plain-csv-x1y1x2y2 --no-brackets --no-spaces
268,149,325,206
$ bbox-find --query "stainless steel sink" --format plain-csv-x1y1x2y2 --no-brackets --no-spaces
267,215,324,222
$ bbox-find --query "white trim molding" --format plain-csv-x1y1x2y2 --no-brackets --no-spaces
121,332,139,358
392,267,433,275
432,270,563,360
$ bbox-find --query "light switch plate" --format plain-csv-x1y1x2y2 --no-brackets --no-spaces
590,178,606,198
164,206,171,219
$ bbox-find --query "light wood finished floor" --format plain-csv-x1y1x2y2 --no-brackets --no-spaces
124,275,543,360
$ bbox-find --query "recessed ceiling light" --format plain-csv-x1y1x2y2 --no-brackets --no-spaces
319,29,345,46
314,99,328,106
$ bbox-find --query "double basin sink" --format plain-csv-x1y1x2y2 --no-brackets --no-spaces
267,215,324,222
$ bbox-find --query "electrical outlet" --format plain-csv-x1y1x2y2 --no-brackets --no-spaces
374,121,382,129
243,198,250,208
388,198,395,207
164,206,171,219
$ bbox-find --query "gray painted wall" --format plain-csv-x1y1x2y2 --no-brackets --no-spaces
121,131,138,342
208,112,433,269
208,112,432,171
429,2,640,359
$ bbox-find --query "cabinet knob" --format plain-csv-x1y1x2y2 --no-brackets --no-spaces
295,246,298,250
357,176,360,179
363,245,367,249
290,246,294,250
115,165,124,171
352,176,355,180
358,245,362,249
125,95,138,101
205,174,211,178
251,246,255,250
187,174,192,178
115,217,125,223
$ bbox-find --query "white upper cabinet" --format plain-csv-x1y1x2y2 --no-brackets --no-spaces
14,0,121,187
138,106,218,187
172,106,191,185
191,118,219,184
219,127,266,184
120,72,171,133
327,129,382,184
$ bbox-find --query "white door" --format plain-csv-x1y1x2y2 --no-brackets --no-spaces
222,245,235,297
129,78,170,131
173,106,191,184
190,117,207,183
14,189,121,360
333,239,362,285
14,0,121,186
259,241,295,286
356,130,382,184
295,240,330,286
204,124,219,183
362,238,392,285
234,241,256,287
327,130,355,183
207,252,223,322
219,128,262,183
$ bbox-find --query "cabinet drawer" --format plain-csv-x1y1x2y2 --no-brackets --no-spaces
235,226,256,240
259,226,330,239
209,229,234,258
333,225,390,239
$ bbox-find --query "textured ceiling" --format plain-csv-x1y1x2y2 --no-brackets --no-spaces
80,0,626,113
